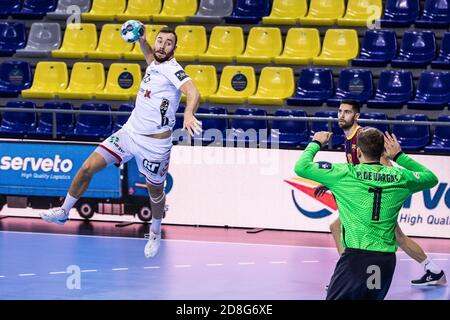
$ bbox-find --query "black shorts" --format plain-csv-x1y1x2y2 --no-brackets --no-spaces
326,248,396,300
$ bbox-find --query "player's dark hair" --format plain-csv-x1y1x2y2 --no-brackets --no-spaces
340,100,361,114
357,127,384,161
157,27,177,45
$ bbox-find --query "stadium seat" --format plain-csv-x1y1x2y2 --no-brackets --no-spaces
174,26,207,62
95,63,141,101
367,70,413,109
301,111,344,147
352,29,397,67
21,61,68,99
380,0,420,27
391,31,436,68
15,23,61,57
12,0,57,19
407,71,450,110
236,27,283,64
225,0,271,24
198,26,244,63
52,23,97,58
82,0,125,21
0,0,21,18
47,0,92,19
0,22,26,56
424,115,450,153
188,0,234,24
123,24,167,60
58,62,105,100
393,114,430,151
152,0,197,23
184,65,218,102
0,101,37,136
116,0,161,21
114,103,134,132
431,32,450,69
248,67,294,105
0,61,32,97
313,29,359,66
287,68,334,106
226,108,267,146
262,0,308,25
70,103,113,139
337,0,382,26
358,112,389,133
415,0,450,28
299,0,345,26
35,102,75,137
208,66,256,104
260,109,309,148
274,28,321,65
327,69,373,106
193,106,228,145
87,24,133,59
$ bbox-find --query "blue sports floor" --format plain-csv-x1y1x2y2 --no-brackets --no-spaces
0,230,448,300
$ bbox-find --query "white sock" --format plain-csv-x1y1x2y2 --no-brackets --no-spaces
150,218,162,234
421,258,442,274
61,193,78,215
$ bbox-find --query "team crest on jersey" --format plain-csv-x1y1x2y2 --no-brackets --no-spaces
175,70,188,81
317,161,332,169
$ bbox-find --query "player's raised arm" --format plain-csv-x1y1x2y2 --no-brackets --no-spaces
138,27,154,65
180,80,201,137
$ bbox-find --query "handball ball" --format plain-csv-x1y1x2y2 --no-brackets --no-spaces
121,20,144,43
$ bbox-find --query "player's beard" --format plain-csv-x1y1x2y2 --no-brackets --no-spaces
153,48,175,63
338,118,355,130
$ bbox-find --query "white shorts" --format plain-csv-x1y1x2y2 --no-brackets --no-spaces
96,127,172,186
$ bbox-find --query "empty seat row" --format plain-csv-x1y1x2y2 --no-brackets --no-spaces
0,0,57,19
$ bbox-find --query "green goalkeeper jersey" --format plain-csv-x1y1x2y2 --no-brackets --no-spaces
295,142,439,253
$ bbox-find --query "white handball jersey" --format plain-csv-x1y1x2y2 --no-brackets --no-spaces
123,58,191,135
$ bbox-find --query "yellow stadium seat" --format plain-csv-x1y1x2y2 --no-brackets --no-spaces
208,66,256,104
248,67,294,105
299,0,345,26
174,26,207,62
337,0,382,26
95,64,142,101
58,63,105,100
262,0,308,25
123,25,167,60
82,0,126,21
116,0,162,22
198,26,244,63
87,24,133,59
52,23,97,58
22,62,68,99
183,65,218,102
274,28,320,65
152,0,197,23
313,29,359,66
236,27,283,64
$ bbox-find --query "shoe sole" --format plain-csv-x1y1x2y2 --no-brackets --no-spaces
411,276,447,286
39,212,67,225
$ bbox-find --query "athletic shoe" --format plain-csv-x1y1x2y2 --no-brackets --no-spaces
144,231,161,258
411,270,447,286
39,207,68,225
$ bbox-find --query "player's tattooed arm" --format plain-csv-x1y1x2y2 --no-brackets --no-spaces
180,80,201,136
138,24,154,65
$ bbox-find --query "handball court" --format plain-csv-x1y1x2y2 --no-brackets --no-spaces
0,216,449,300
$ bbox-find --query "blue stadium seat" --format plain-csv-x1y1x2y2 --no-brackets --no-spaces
424,115,450,153
35,102,74,137
224,0,271,24
287,68,334,107
431,32,450,69
327,69,374,107
193,106,228,145
391,31,436,68
172,105,189,144
352,30,397,67
408,71,450,110
0,0,21,18
12,0,57,19
415,0,450,28
393,114,430,151
173,105,185,131
0,101,37,136
0,22,26,56
260,109,309,149
70,103,112,139
358,112,389,133
114,103,134,132
367,70,413,109
380,0,420,27
226,108,267,146
301,111,344,148
0,61,32,97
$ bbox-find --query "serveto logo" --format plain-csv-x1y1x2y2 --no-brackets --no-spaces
284,177,337,219
0,155,73,173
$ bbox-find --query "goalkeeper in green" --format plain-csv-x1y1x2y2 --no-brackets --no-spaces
295,128,439,300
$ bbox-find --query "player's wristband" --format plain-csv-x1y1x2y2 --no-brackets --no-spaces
311,140,322,148
393,151,404,162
